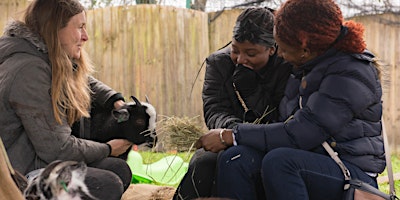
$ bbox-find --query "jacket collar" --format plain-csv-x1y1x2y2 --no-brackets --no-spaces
298,47,339,75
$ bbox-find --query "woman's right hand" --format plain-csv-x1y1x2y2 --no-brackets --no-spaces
195,129,233,153
106,139,132,157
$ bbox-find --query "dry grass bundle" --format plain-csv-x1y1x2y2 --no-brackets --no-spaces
156,115,206,152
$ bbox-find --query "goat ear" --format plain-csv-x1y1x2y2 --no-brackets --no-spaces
130,96,142,106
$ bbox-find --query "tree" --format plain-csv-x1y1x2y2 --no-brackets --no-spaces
81,0,114,9
136,0,156,4
190,0,207,11
82,0,400,20
205,0,399,24
81,0,156,9
337,0,400,17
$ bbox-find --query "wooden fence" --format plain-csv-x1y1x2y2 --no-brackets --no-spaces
85,5,209,125
0,0,28,30
1,3,399,152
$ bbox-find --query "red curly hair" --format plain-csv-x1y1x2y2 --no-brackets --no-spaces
274,0,366,55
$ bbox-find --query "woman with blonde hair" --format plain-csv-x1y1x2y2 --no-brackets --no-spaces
0,0,132,199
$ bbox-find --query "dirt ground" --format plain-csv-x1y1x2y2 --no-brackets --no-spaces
121,184,176,200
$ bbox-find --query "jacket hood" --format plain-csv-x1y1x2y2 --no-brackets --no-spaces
0,21,49,63
3,20,47,53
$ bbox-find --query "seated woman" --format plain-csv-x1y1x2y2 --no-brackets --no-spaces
0,0,133,199
173,7,292,200
195,0,385,199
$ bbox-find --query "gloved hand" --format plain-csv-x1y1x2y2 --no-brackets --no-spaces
233,64,259,97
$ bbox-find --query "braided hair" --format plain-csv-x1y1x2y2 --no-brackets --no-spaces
233,7,275,47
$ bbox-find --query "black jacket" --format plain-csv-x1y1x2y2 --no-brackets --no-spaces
234,49,385,173
202,46,292,129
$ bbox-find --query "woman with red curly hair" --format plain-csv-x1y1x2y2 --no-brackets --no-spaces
195,0,385,199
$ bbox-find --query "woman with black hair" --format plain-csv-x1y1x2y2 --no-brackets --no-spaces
173,7,292,200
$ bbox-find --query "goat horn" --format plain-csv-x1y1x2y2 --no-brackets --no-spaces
130,96,142,106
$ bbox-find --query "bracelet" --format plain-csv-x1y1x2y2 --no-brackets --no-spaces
219,129,228,146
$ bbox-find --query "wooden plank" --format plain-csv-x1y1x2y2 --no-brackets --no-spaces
1,0,28,33
0,138,24,200
208,9,243,53
377,172,400,184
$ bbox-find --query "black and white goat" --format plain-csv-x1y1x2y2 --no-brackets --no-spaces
72,96,157,158
24,160,95,200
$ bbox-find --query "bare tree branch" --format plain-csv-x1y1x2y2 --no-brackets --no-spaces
82,0,400,26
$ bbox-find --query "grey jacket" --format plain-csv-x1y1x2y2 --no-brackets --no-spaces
0,21,120,174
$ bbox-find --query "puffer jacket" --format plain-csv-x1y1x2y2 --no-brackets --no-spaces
233,48,386,173
202,46,292,129
0,21,123,174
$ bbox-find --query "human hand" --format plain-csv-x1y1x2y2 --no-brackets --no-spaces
233,64,258,97
113,100,125,110
106,139,132,157
112,100,129,123
195,129,233,153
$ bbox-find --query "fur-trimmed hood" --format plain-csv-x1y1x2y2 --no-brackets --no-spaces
2,20,47,54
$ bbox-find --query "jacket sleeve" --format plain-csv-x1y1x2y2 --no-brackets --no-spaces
9,63,110,164
202,52,242,129
234,57,380,153
88,76,124,110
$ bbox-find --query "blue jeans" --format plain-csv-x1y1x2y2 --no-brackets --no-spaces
173,148,219,199
217,146,377,200
217,145,266,200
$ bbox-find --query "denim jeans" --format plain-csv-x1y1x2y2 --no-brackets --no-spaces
217,146,377,200
217,145,266,200
173,148,219,200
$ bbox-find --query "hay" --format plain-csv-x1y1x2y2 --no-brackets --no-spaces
156,116,206,152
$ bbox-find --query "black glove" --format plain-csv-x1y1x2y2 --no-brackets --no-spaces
233,64,259,97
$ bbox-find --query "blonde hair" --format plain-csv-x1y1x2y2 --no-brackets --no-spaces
24,0,93,125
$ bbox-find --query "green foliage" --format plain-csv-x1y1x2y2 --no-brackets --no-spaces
378,154,400,194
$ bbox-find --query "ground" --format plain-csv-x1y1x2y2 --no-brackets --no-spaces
121,184,176,200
